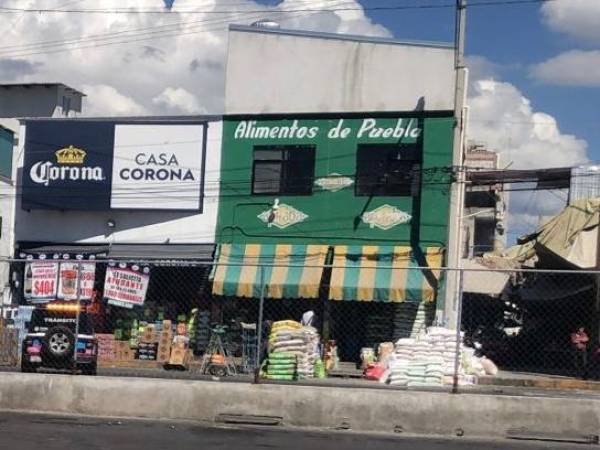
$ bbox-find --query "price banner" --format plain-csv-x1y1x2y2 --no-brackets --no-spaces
104,266,150,309
24,261,58,302
57,262,96,301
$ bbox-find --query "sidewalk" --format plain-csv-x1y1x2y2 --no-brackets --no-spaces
477,370,600,392
0,372,599,440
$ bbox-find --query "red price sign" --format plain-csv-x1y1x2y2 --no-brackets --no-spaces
33,279,55,297
25,262,58,301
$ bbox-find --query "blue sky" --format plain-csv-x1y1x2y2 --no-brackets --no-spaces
361,0,600,244
366,1,599,162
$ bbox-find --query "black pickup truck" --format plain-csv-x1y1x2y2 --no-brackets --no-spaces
21,304,97,375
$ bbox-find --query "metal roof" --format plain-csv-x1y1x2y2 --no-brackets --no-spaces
229,24,454,49
0,83,86,97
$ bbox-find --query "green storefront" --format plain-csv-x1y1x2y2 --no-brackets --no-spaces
212,113,454,360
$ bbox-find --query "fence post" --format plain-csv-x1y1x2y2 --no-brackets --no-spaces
72,261,83,374
254,266,265,383
452,268,464,394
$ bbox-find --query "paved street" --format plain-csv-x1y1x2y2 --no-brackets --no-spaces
0,413,584,450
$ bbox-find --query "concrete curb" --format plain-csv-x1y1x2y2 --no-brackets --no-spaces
0,372,598,439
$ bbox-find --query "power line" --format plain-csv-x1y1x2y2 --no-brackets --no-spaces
0,0,559,15
0,1,357,58
0,0,359,53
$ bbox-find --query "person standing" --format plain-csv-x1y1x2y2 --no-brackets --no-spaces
571,326,589,379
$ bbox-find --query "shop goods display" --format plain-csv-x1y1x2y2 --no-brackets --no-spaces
263,352,297,380
99,321,173,364
323,340,339,372
241,322,258,373
96,334,116,362
392,302,435,340
386,327,472,387
199,325,236,376
364,312,393,348
266,320,321,379
461,347,498,378
193,310,211,354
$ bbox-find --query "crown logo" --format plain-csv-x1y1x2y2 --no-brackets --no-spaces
55,145,86,164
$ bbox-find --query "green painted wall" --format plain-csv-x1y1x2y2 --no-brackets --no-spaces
0,127,13,179
216,113,454,252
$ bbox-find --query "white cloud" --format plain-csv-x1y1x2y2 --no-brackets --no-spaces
466,55,500,83
0,0,389,116
80,84,147,116
467,79,589,239
530,50,600,86
467,79,588,169
152,87,204,114
541,0,600,43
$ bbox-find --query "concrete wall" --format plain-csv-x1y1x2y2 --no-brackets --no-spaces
0,373,599,440
225,26,455,114
13,121,222,246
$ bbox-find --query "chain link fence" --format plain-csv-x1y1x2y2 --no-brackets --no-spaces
1,259,599,391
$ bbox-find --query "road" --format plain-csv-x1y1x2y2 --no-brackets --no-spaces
0,413,585,450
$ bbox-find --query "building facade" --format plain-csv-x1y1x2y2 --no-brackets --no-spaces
463,144,506,257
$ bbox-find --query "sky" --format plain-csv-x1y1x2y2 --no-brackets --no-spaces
0,0,599,241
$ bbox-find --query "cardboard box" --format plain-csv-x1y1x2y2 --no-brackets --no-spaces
157,348,170,363
114,341,130,351
168,348,187,366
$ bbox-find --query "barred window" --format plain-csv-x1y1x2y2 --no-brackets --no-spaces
252,145,316,195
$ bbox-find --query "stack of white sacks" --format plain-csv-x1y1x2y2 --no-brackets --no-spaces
386,326,474,387
268,321,320,379
298,326,320,379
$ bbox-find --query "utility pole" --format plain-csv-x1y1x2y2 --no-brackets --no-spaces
443,0,468,329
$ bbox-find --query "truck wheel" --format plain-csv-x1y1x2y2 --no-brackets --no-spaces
43,326,75,363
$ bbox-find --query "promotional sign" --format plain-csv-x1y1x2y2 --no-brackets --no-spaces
22,121,115,210
111,124,203,210
104,265,150,309
57,262,96,301
24,261,58,301
22,121,205,211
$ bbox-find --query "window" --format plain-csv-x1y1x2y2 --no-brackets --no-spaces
355,144,421,196
465,190,495,208
252,145,315,195
473,216,496,256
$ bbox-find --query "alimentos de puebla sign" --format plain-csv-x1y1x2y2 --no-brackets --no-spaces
234,118,422,140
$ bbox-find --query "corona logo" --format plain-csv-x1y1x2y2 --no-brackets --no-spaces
29,144,103,186
55,145,86,164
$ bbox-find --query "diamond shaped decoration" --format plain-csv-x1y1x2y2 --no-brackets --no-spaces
314,173,354,192
362,204,411,230
258,203,308,229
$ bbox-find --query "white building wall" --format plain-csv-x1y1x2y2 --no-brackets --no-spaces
13,121,222,246
225,26,455,114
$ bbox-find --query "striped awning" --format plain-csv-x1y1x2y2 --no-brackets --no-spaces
211,243,329,299
329,246,443,302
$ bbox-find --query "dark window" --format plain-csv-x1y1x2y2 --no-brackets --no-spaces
473,216,496,256
356,144,421,196
252,145,315,195
465,190,495,208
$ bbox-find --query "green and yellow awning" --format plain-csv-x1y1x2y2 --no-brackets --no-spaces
329,246,443,302
211,243,329,299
